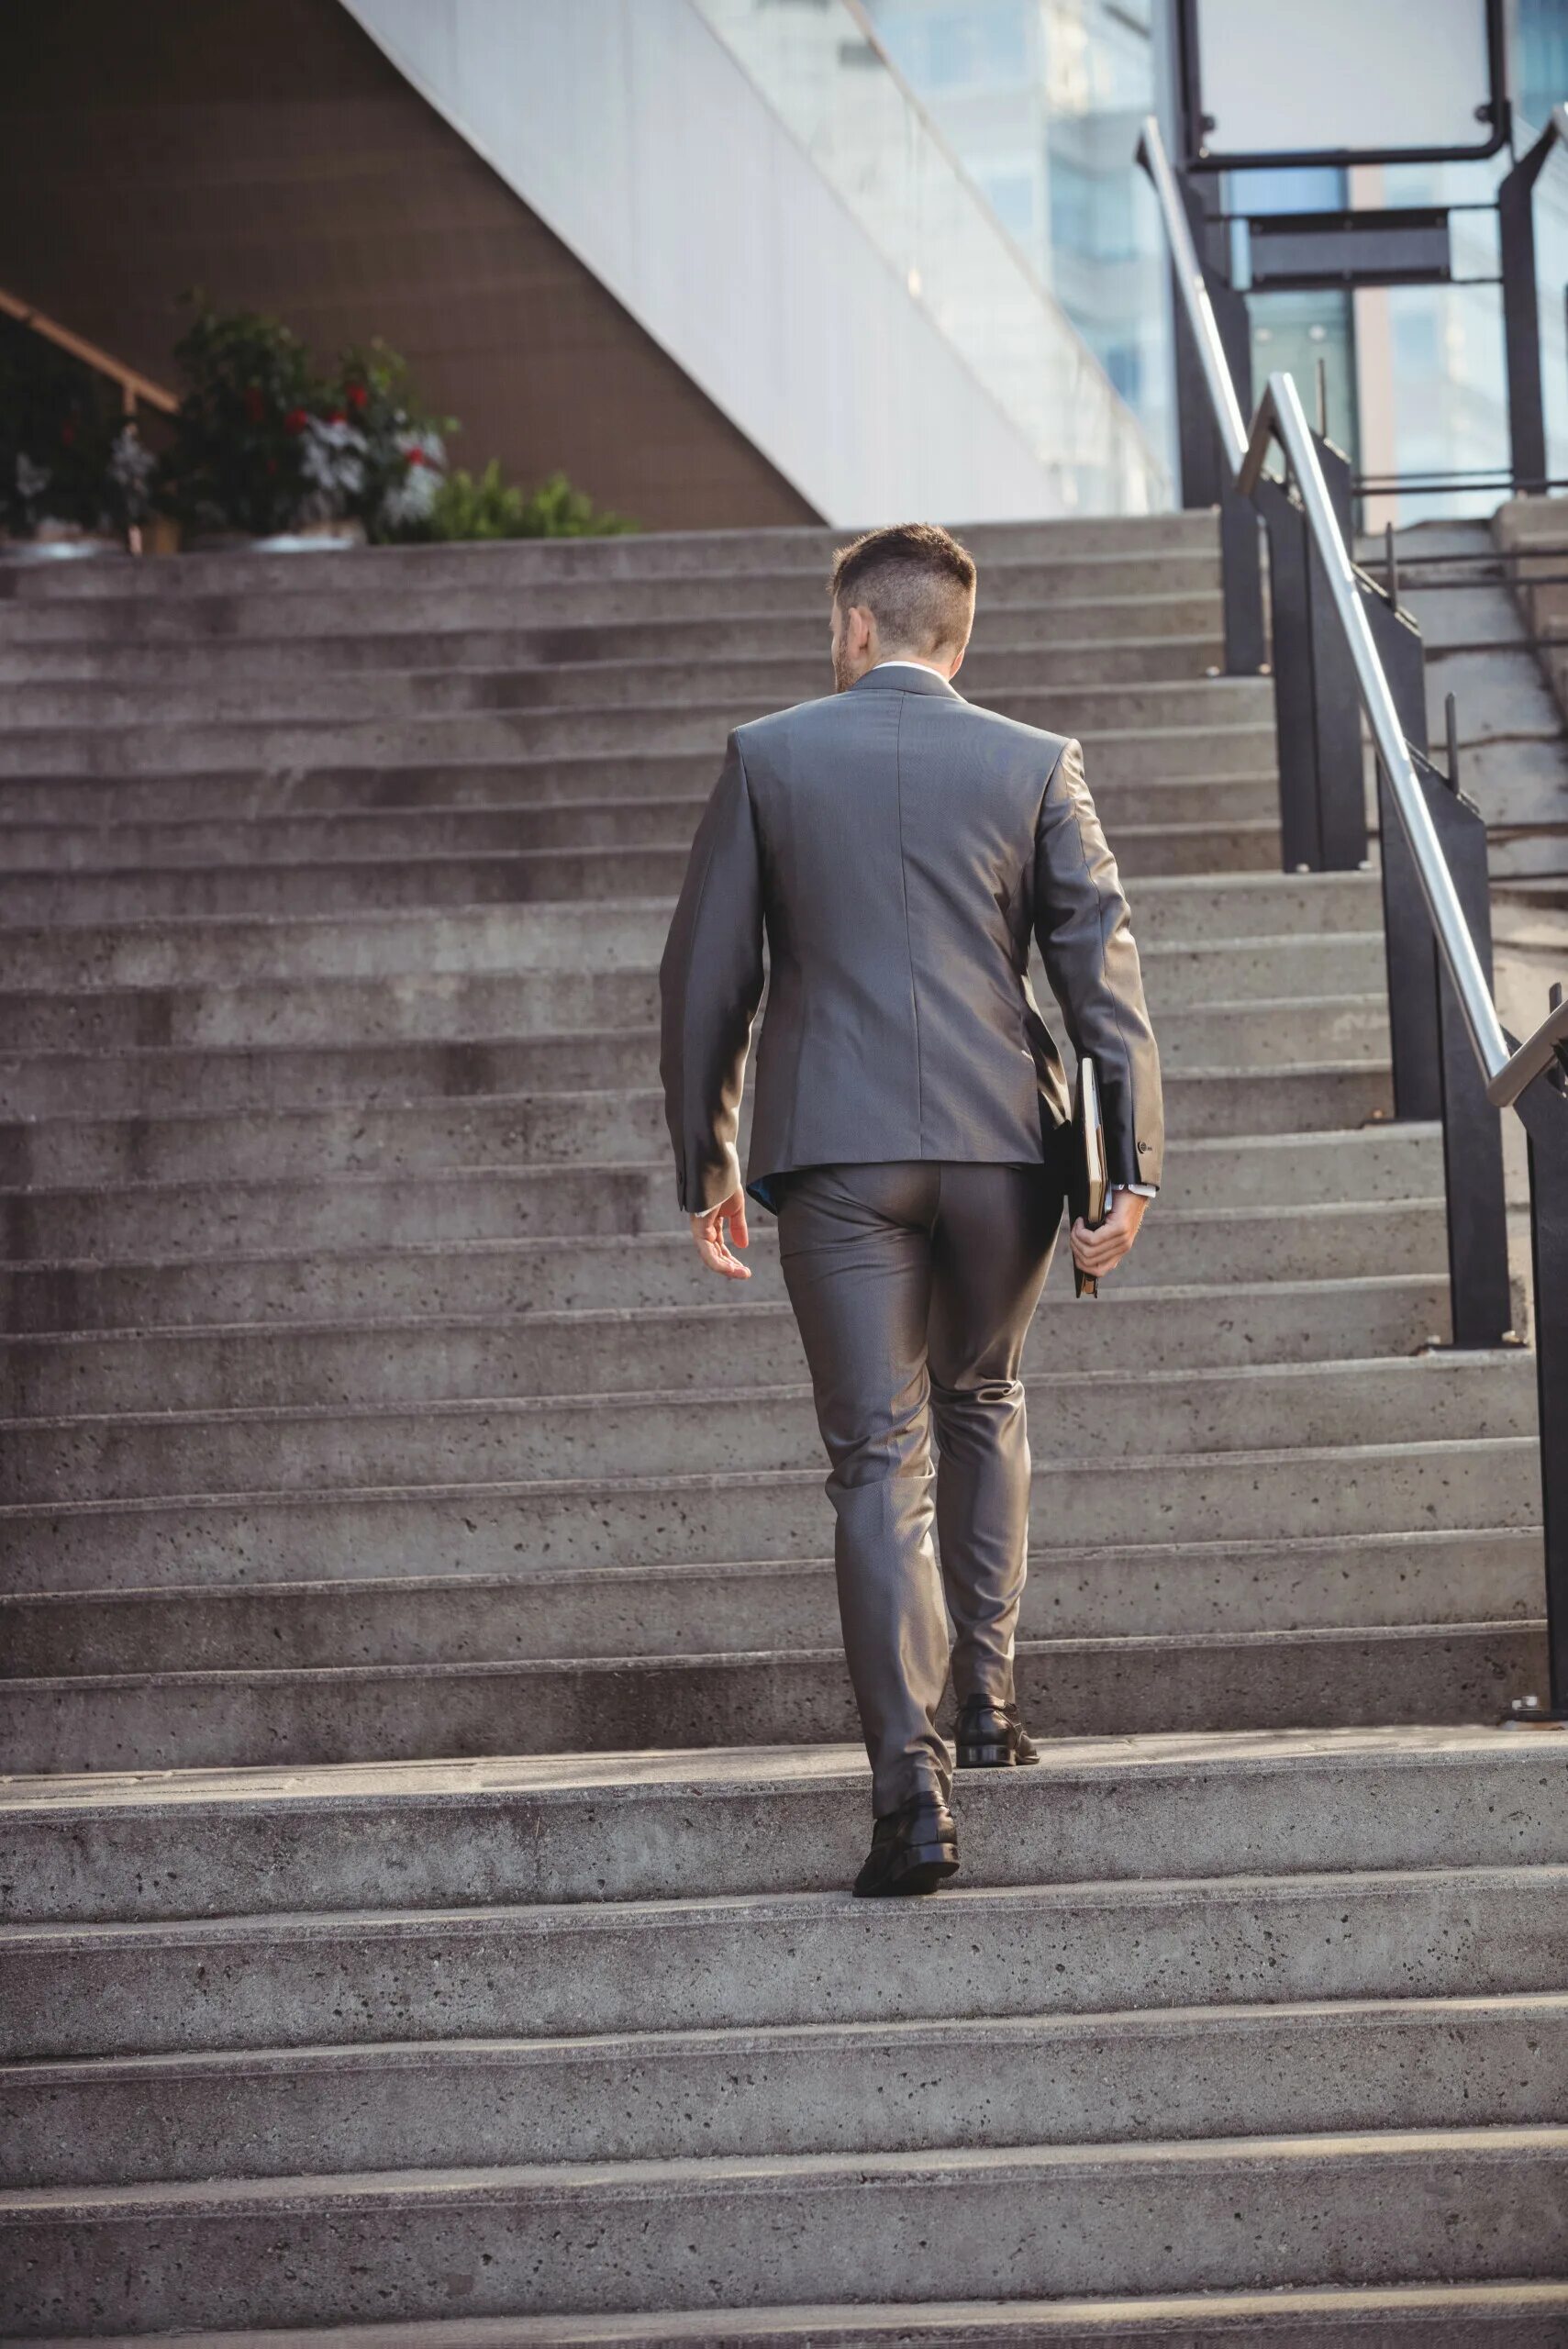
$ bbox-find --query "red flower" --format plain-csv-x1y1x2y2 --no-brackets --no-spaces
406,446,428,467
326,408,346,426
346,382,368,412
284,407,309,435
243,385,267,425
60,418,76,448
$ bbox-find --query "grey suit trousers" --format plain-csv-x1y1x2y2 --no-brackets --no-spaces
776,1153,1066,1814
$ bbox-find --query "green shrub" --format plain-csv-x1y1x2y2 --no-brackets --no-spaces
5,294,631,548
407,460,636,541
161,306,455,540
161,301,325,537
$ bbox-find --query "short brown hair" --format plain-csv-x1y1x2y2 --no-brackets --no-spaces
828,522,976,659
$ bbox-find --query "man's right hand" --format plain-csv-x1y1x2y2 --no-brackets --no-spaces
689,1186,753,1279
1070,1187,1147,1280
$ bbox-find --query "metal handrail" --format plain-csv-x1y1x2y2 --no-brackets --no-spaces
1136,110,1558,1104
1238,375,1510,1082
1135,120,1247,472
1491,996,1568,1108
0,285,177,417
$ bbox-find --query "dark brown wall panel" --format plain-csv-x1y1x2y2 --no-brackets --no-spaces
0,0,817,529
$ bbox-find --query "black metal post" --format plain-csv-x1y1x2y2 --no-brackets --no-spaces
1497,117,1560,493
1409,742,1512,1347
1253,475,1323,868
1509,1063,1568,1718
1304,432,1369,870
1212,266,1266,677
1171,169,1266,674
1172,172,1227,510
1361,584,1442,1120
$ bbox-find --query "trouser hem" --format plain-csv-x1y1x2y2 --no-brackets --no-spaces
873,1760,952,1819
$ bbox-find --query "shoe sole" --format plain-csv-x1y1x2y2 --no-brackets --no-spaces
854,1841,961,1898
956,1742,1040,1768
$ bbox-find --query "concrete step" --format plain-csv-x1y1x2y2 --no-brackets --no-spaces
0,985,666,1077
0,1088,1405,1264
6,2125,1564,2335
0,1085,1418,1259
2,513,1218,585
0,1015,1390,1185
0,1618,1542,1774
0,1276,1451,1417
0,609,1224,684
0,774,1283,872
0,867,1375,1019
0,1189,1449,1336
0,969,1387,1115
0,530,1220,604
1,774,1280,859
0,1036,1341,1206
4,1728,1560,1924
0,975,1378,1099
0,728,1276,824
9,1992,1568,2190
0,984,1385,1118
0,577,1226,655
3,1856,1562,2058
1,642,1228,726
0,819,1284,924
0,676,1273,775
6,1353,1530,1506
1,1196,1442,1338
14,2282,1562,2344
0,896,1371,1000
0,1437,1538,1595
5,1526,1539,1680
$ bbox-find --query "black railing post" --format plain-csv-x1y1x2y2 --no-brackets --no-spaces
1171,172,1229,508
1253,476,1323,868
1211,270,1266,677
1498,116,1560,493
1253,442,1371,874
1171,169,1265,674
1409,740,1512,1347
1510,1057,1568,1718
1215,306,1267,676
1362,582,1442,1120
1304,431,1370,870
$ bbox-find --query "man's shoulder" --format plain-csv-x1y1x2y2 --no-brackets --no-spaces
734,692,841,749
954,699,1072,760
738,693,1071,754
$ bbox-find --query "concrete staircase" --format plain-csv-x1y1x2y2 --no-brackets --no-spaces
2,517,1564,2340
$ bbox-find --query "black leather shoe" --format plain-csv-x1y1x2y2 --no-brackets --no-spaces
852,1789,960,1897
955,1696,1040,1769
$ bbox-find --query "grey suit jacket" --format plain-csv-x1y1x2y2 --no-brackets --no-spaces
659,662,1163,1218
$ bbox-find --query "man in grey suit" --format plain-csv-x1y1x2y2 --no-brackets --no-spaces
660,523,1162,1896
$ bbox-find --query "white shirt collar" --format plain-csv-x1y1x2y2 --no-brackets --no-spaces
870,657,953,678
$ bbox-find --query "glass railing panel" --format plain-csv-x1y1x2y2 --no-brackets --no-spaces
688,0,1167,514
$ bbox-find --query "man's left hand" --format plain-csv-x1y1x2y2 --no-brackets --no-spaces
690,1186,752,1279
1070,1187,1147,1279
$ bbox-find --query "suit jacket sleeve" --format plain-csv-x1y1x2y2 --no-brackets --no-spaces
1032,736,1163,1188
659,731,767,1212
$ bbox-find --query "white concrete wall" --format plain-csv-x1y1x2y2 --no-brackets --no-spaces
339,0,1151,523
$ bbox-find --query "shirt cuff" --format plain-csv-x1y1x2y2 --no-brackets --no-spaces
1108,1182,1158,1200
